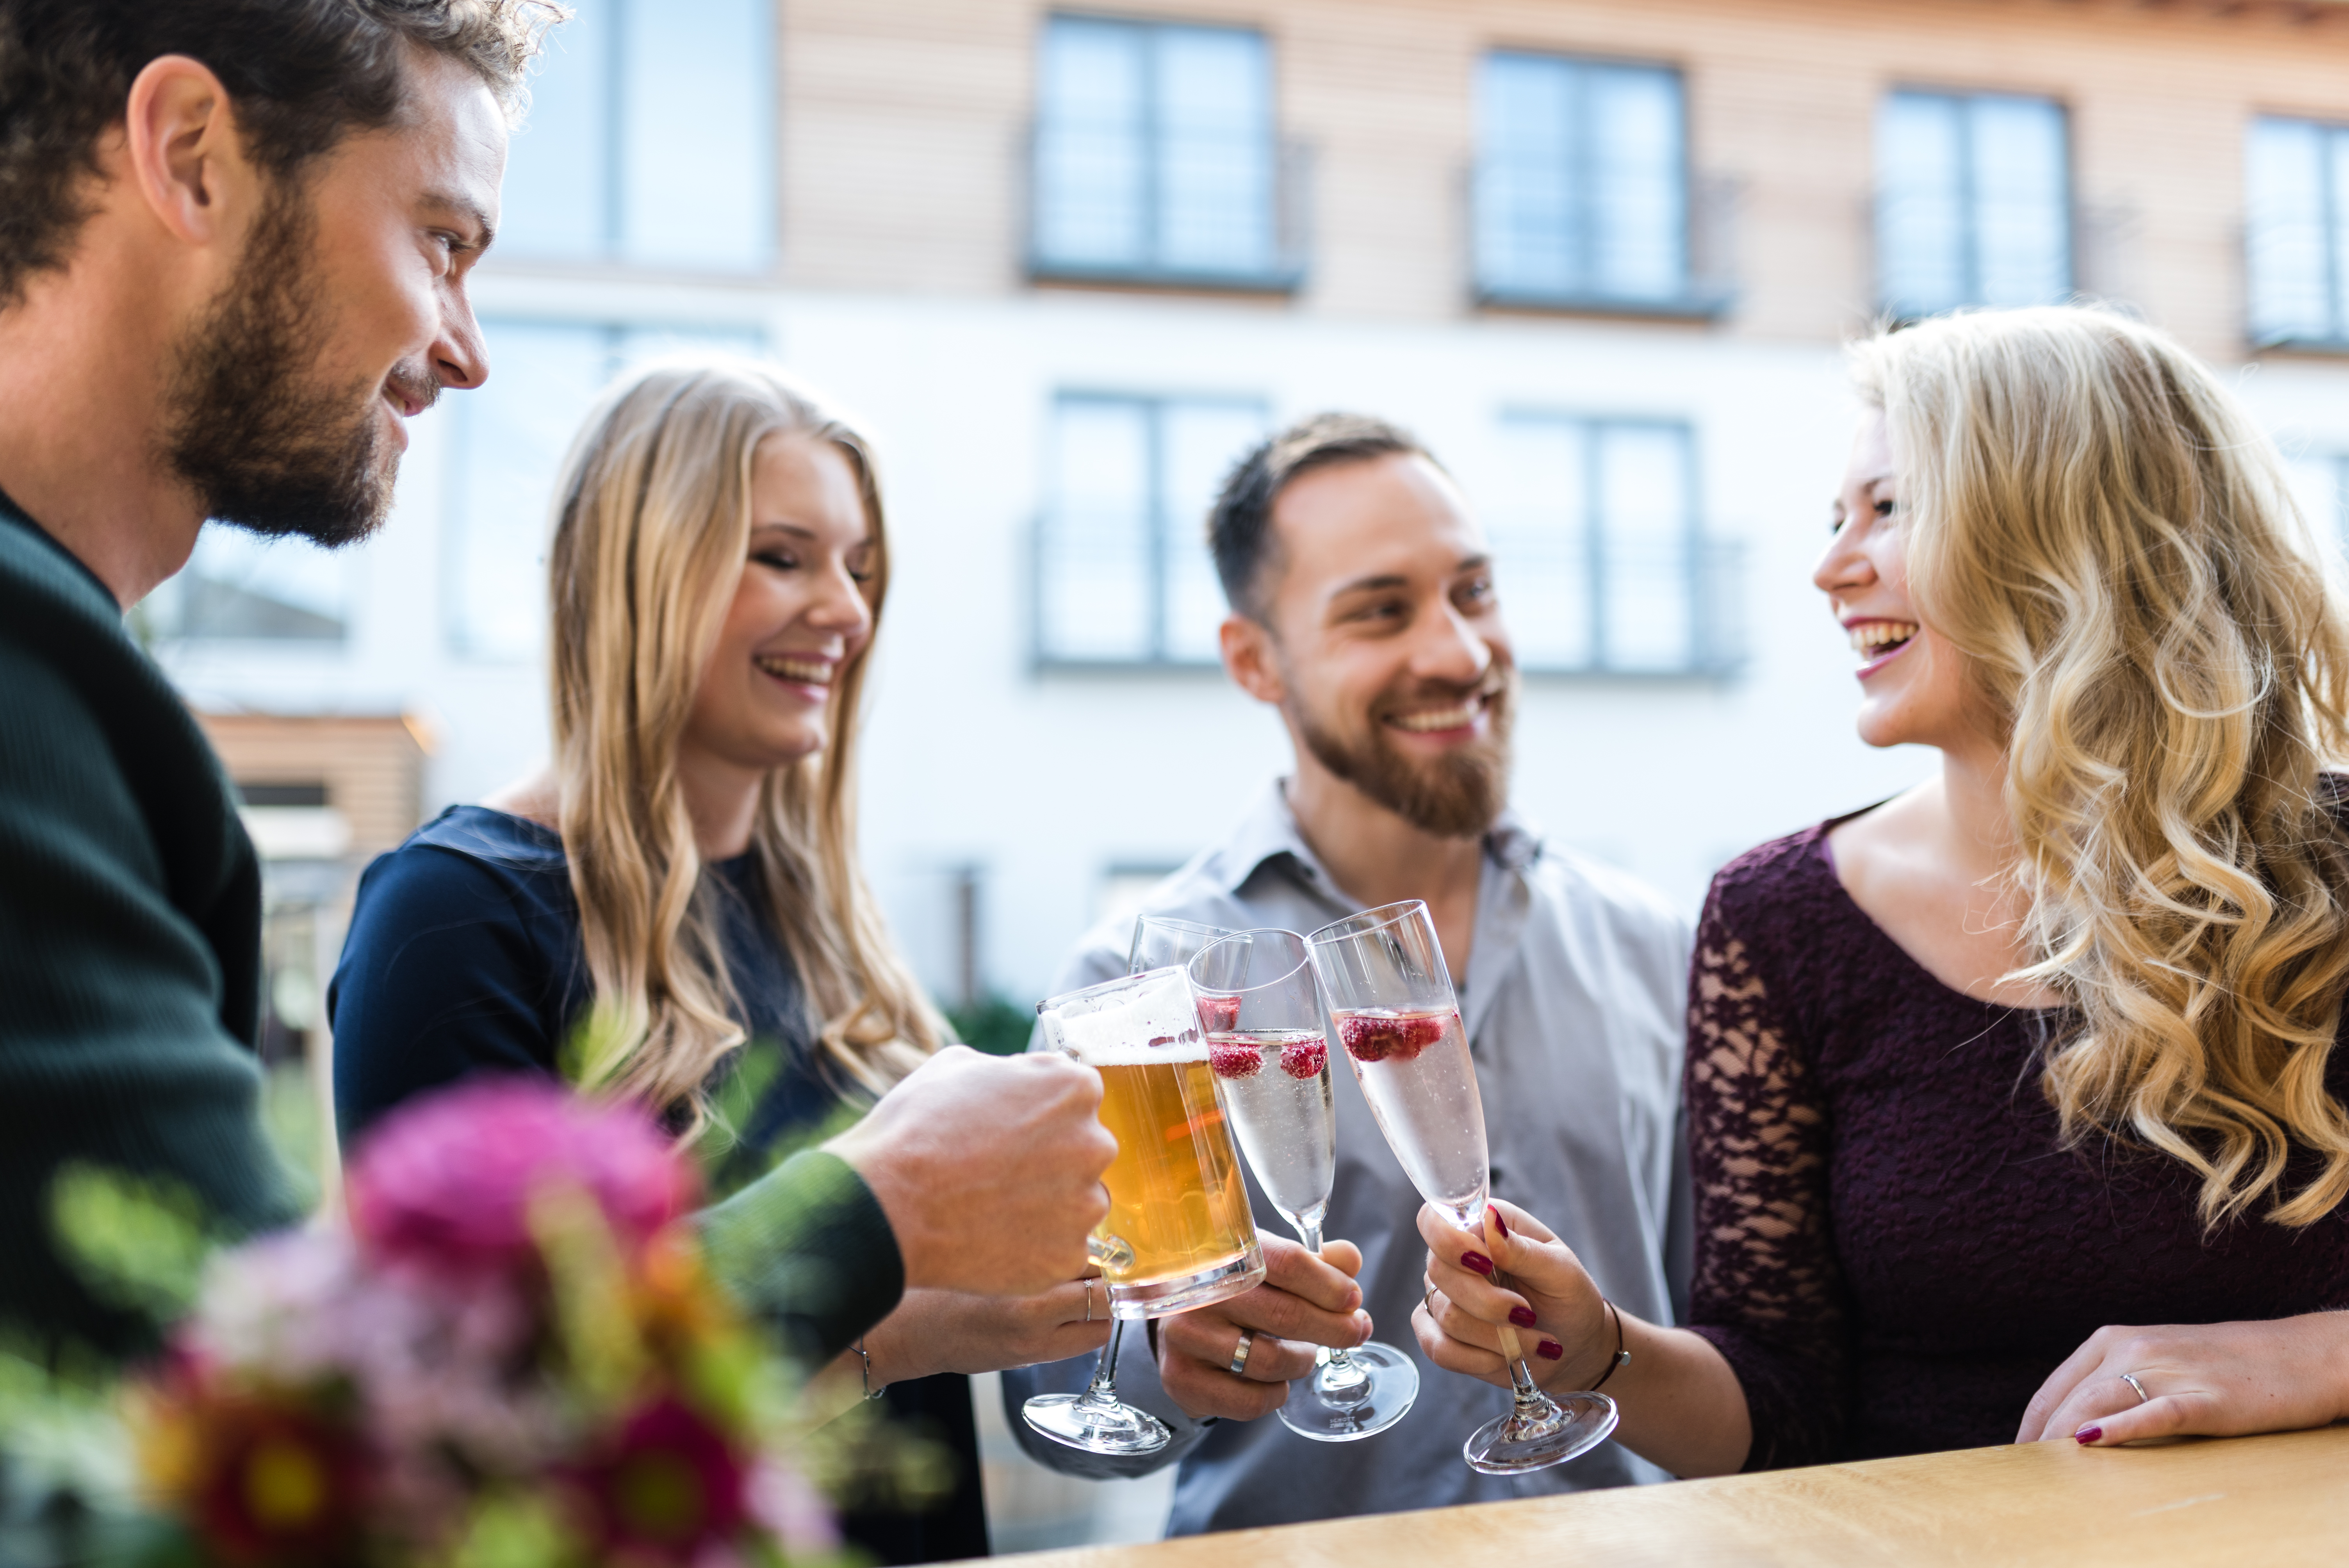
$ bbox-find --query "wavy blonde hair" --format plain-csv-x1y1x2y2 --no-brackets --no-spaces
545,358,944,1130
1855,305,2349,1227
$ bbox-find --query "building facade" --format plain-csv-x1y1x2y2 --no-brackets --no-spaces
157,0,2349,1045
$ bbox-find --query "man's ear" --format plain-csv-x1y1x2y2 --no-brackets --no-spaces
121,55,258,248
1221,614,1286,706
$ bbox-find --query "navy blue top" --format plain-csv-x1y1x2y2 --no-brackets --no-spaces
330,804,836,1151
328,805,987,1562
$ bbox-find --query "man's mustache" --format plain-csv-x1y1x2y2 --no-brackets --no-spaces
1377,663,1513,715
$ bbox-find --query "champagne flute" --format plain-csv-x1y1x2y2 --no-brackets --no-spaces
1305,899,1618,1474
1020,917,1249,1455
1188,928,1418,1441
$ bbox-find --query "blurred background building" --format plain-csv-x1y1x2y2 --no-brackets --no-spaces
146,0,2349,1545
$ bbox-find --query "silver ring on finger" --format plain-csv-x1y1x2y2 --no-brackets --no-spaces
1227,1329,1256,1377
1084,1278,1094,1322
2120,1371,2150,1406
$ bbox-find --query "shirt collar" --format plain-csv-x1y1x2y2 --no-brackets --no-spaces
1209,779,1543,901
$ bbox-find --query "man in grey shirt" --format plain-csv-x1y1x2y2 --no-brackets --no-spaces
1004,413,1692,1533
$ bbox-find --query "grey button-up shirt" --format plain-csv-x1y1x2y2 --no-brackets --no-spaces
1003,782,1693,1535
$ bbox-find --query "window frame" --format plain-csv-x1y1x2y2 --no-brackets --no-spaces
1470,49,1723,320
1027,12,1304,294
1486,410,1741,679
1031,389,1267,672
2246,113,2349,353
1874,85,2075,321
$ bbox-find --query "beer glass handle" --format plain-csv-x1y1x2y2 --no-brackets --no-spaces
1087,1233,1134,1273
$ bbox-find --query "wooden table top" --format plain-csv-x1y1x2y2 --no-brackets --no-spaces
989,1425,2349,1567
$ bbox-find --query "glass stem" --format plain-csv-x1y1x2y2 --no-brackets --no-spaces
1299,1219,1366,1384
1078,1320,1125,1409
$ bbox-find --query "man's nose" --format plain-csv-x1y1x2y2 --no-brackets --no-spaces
432,297,489,392
1413,600,1492,683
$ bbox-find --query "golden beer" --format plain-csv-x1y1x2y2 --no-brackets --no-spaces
1038,966,1266,1318
1095,1056,1258,1296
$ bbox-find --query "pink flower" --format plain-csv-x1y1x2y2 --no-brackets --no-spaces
346,1078,696,1278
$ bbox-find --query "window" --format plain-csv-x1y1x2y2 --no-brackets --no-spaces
1877,90,2069,319
1484,415,1733,675
1031,16,1292,287
1035,394,1267,665
2247,118,2349,348
497,0,773,271
1474,53,1693,310
444,321,766,660
143,529,351,643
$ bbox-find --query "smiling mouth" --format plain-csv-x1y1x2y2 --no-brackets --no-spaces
1386,695,1486,734
1849,620,1918,664
755,655,833,686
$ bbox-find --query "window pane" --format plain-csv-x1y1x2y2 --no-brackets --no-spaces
1036,20,1148,268
1041,399,1153,661
2248,119,2333,342
1488,418,1592,669
165,528,351,641
1588,66,1686,301
1160,401,1266,661
1155,27,1274,274
497,1,611,260
1477,55,1576,296
1596,425,1692,671
1878,92,1969,315
2287,454,2348,547
618,0,771,270
446,323,613,659
1969,95,2068,307
2333,132,2349,340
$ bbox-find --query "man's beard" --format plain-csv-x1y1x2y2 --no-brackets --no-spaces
1293,661,1518,839
160,184,419,548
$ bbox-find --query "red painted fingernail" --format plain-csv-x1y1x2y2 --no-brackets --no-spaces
2075,1426,2102,1445
1461,1251,1494,1276
1509,1306,1538,1328
1493,1211,1509,1238
1536,1339,1564,1361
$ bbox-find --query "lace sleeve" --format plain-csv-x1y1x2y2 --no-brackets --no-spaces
1682,875,1848,1470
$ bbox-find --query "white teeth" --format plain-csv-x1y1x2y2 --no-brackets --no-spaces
1848,621,1918,655
757,656,832,684
1390,706,1477,733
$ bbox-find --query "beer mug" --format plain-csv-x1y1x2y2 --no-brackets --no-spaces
1037,965,1266,1318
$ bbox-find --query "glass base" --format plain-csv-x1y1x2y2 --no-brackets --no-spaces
1022,1392,1172,1456
1276,1338,1419,1443
1106,1244,1265,1319
1463,1390,1618,1474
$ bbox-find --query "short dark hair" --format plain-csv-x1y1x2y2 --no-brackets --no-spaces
0,0,563,308
1207,412,1432,621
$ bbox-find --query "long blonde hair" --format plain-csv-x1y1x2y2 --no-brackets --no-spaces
1855,305,2349,1227
545,357,943,1128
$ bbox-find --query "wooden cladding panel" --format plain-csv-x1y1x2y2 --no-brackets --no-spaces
778,0,2349,355
192,713,428,860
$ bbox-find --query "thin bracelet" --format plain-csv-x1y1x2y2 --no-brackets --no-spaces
1588,1299,1630,1392
854,1336,886,1400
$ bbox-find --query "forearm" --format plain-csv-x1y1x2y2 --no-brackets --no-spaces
1572,1313,1753,1478
699,1149,904,1364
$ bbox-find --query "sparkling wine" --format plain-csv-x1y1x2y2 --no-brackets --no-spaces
1207,1029,1335,1220
1331,1006,1487,1225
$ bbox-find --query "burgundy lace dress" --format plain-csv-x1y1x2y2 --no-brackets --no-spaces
1685,818,2349,1470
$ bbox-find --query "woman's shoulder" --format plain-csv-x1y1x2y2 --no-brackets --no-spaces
351,806,573,928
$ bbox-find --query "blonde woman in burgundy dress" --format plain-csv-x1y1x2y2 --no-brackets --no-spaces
1417,305,2349,1474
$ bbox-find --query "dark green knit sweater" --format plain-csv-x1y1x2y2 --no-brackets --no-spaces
0,495,902,1364
0,494,299,1357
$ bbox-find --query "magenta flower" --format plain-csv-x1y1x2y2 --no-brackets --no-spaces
346,1077,695,1278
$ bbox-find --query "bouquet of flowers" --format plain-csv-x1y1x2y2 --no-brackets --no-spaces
115,1078,847,1568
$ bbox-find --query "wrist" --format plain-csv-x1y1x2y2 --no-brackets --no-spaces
1551,1301,1622,1392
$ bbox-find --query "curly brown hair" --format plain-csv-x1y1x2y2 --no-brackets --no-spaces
0,0,565,309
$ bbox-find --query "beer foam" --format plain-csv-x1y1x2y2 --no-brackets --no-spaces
1037,968,1211,1067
